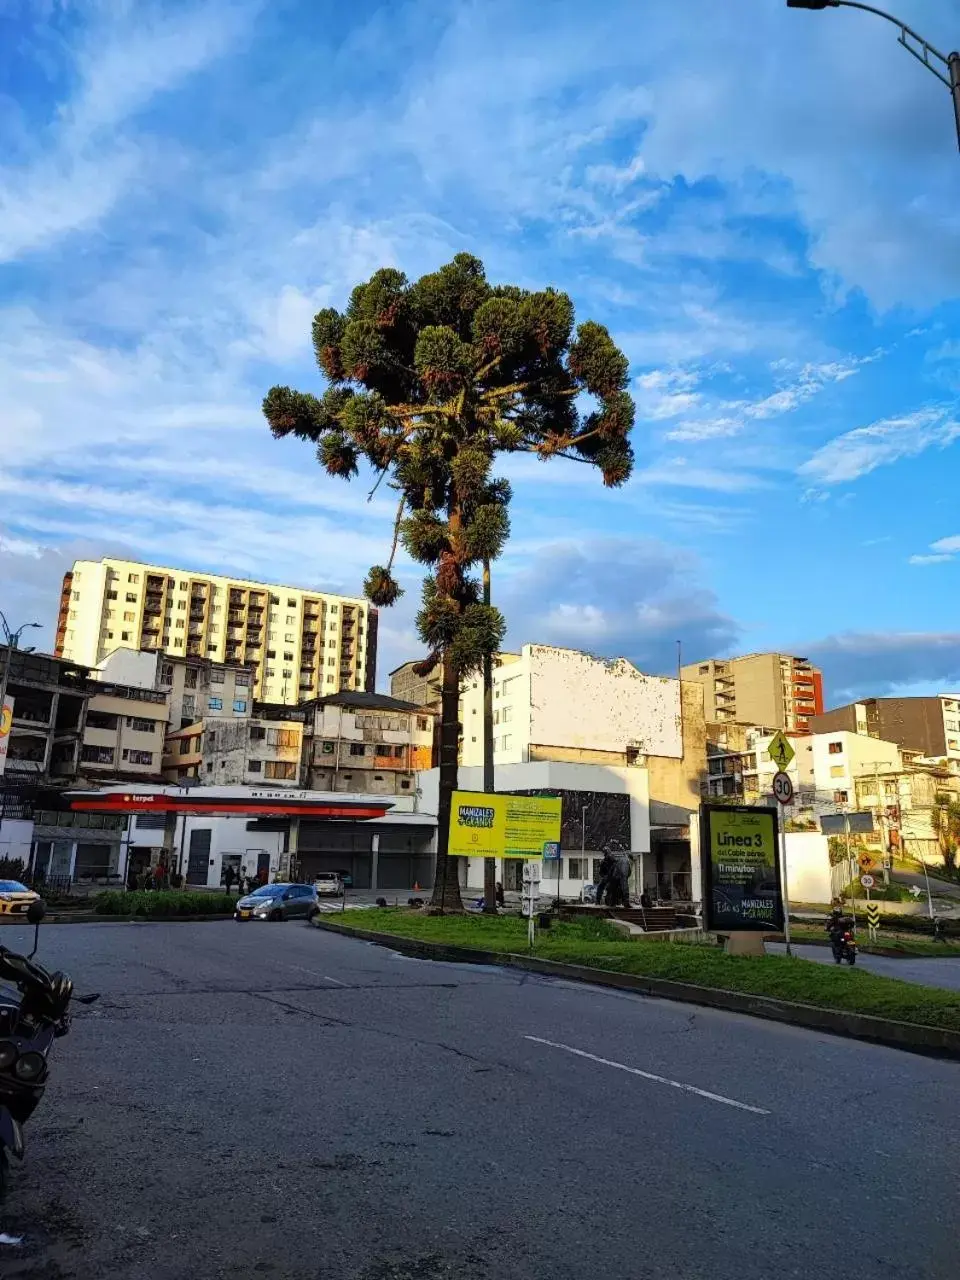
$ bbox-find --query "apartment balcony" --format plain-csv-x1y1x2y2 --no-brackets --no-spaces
144,601,163,616
188,624,204,638
186,642,202,657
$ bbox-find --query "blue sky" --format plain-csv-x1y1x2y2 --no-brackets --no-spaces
1,0,959,703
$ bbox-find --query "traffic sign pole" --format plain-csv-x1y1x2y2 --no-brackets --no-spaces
779,806,792,957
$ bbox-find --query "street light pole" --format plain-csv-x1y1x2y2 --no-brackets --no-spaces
787,0,960,152
0,613,43,716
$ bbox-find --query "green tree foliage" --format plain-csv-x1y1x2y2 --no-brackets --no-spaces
264,254,634,909
932,793,960,877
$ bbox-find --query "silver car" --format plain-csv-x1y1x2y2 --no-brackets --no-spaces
234,883,319,922
313,872,344,898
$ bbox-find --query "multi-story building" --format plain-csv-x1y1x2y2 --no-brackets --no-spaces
78,678,168,783
0,647,130,882
811,730,903,808
704,729,815,806
0,648,89,802
302,692,436,795
186,707,305,788
682,652,824,733
389,660,442,711
811,695,960,763
55,558,377,705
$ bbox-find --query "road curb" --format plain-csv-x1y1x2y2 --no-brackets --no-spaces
311,918,960,1060
0,913,234,925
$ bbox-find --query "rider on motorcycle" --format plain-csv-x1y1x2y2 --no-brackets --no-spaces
825,906,855,960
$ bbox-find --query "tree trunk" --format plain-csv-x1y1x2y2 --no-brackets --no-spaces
431,647,464,912
482,557,497,914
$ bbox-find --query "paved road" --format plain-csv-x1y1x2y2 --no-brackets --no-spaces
767,941,960,990
0,921,957,1280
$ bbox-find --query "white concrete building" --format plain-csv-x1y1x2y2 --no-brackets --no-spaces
415,759,690,902
812,730,903,808
459,645,683,767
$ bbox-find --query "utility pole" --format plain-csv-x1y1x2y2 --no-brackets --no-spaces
787,1,960,153
481,558,497,914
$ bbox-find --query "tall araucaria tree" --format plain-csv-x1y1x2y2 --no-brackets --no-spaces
263,253,634,911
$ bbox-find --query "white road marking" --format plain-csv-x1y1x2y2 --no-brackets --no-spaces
524,1036,770,1115
276,962,348,986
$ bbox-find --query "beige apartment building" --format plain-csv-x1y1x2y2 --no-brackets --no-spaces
681,652,824,734
55,558,376,706
79,679,168,783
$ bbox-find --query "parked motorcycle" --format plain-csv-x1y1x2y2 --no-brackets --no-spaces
0,900,99,1197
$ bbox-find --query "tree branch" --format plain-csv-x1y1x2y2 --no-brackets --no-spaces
387,495,405,572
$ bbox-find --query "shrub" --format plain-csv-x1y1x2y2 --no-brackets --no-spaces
94,890,236,917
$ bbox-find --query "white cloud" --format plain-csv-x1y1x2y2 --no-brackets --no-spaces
0,1,260,263
799,408,960,486
664,358,867,443
909,554,954,566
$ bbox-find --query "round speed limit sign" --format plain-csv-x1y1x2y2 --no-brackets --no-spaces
772,771,794,805
860,874,875,889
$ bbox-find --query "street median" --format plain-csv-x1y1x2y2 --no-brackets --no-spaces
312,911,960,1060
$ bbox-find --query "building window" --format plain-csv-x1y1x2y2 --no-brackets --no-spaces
568,858,588,879
501,734,512,750
286,615,295,625
350,744,366,757
267,650,276,659
501,705,512,723
106,590,116,601
122,749,154,765
284,634,295,644
828,741,843,754
283,651,293,662
175,619,185,629
248,759,262,772
233,699,247,714
80,745,114,764
235,671,251,687
121,631,130,641
417,716,429,731
125,592,137,603
699,664,710,673
208,697,223,711
177,600,186,610
122,611,134,622
834,790,848,803
265,761,296,780
126,717,156,733
541,859,561,881
249,725,266,742
282,669,292,679
86,710,119,730
287,598,296,608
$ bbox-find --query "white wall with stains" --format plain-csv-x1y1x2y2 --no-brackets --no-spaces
527,646,683,759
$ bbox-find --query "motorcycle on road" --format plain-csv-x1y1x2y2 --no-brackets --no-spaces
0,899,98,1197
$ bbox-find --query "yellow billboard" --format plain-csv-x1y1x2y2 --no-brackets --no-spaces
448,791,562,859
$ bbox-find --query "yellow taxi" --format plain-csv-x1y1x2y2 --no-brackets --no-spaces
0,880,41,918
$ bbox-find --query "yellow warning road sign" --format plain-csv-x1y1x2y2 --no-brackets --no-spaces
767,731,795,771
858,852,878,874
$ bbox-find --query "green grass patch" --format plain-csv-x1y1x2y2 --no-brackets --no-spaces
94,890,236,917
330,909,960,1033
